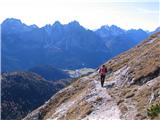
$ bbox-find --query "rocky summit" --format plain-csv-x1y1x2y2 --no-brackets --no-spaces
23,32,160,120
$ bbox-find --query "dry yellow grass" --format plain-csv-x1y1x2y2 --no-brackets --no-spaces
106,32,160,119
106,32,160,85
58,101,93,120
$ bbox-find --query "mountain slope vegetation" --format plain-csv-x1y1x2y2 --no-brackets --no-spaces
1,72,71,120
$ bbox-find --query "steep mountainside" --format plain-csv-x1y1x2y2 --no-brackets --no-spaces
1,72,71,120
2,18,148,72
23,32,160,120
28,65,70,81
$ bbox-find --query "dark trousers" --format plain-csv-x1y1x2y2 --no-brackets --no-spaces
100,75,106,87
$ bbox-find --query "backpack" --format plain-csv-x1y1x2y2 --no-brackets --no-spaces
99,67,107,75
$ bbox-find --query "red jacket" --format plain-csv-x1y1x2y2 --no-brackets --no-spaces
99,67,107,75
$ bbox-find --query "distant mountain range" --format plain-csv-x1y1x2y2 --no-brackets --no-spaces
95,25,149,56
1,18,149,72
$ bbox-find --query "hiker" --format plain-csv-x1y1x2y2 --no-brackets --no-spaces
75,69,80,78
98,65,107,87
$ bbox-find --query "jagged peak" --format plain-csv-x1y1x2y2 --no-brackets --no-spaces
100,25,109,30
52,21,62,26
110,24,122,29
43,24,52,28
154,26,160,32
98,24,124,32
1,18,37,33
68,20,80,26
2,18,24,27
64,20,85,30
29,24,39,29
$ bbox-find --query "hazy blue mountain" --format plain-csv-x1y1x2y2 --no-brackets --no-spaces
2,18,149,72
150,26,160,34
95,25,149,56
1,18,38,34
95,25,125,37
28,65,70,80
2,18,109,72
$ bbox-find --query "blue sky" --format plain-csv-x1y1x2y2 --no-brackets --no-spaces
0,0,159,31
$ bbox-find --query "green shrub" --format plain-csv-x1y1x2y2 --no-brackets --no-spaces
147,102,160,119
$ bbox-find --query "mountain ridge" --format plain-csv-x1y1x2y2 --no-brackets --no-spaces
1,71,72,120
23,32,160,120
2,18,149,72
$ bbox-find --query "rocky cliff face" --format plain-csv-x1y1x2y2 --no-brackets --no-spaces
23,32,160,120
